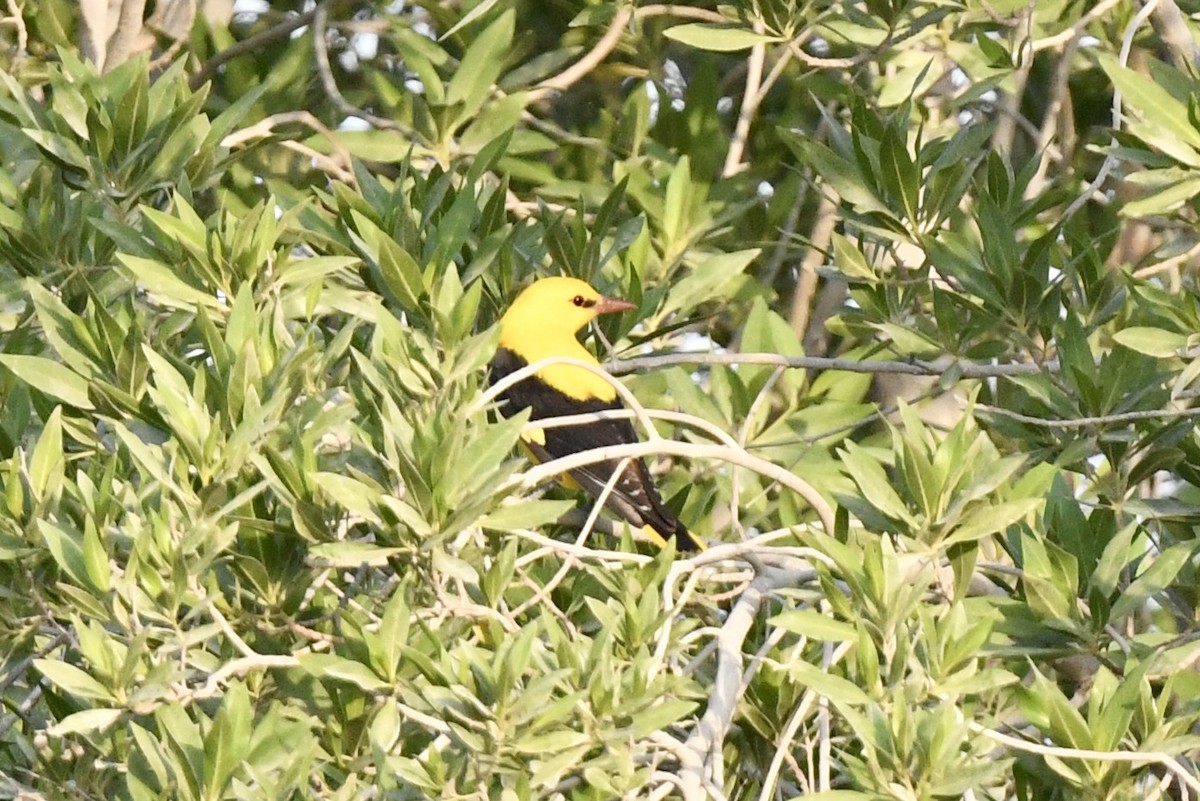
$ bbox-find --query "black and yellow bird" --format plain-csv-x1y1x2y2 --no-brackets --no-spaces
489,277,705,552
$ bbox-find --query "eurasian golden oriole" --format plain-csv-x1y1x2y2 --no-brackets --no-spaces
490,277,704,552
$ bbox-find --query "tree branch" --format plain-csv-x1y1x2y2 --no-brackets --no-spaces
530,6,634,101
978,403,1200,428
1061,0,1160,221
608,351,1057,379
188,4,331,90
312,1,410,134
678,568,793,797
516,438,835,536
723,19,767,177
969,721,1200,796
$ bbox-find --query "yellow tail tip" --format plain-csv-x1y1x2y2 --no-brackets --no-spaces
643,525,706,553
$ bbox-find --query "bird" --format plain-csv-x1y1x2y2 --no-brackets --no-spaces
489,276,705,552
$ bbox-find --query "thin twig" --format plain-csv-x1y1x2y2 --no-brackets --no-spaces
189,4,333,90
723,18,767,177
222,110,357,184
759,154,815,290
635,5,727,24
512,527,654,567
787,39,872,70
312,2,411,134
1150,0,1200,70
509,458,631,617
206,602,257,659
753,42,794,106
184,654,300,701
4,0,28,68
969,721,1200,796
732,367,784,536
472,355,662,441
1061,0,1160,221
608,350,1056,379
0,683,43,741
148,34,188,72
977,403,1200,428
1024,33,1080,200
990,6,1033,157
530,4,733,104
531,6,634,100
756,640,854,801
1133,238,1200,278
103,0,147,73
1030,0,1123,51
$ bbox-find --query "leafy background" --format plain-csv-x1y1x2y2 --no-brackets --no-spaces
1,0,1200,799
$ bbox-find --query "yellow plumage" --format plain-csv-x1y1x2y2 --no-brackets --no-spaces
490,277,705,553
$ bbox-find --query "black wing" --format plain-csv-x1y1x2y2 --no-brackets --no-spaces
489,347,703,551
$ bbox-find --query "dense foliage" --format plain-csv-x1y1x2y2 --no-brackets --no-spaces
1,0,1199,798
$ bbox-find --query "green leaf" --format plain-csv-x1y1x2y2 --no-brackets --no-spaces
307,542,403,568
628,698,697,737
662,23,781,52
1110,542,1195,620
118,254,223,311
479,499,575,531
1097,53,1200,162
34,659,114,702
663,248,759,316
297,653,390,692
872,322,941,357
21,128,90,170
37,520,92,590
0,355,94,409
1111,326,1187,358
447,9,514,118
314,472,382,523
1030,667,1092,749
203,683,252,801
831,232,875,280
28,406,64,502
662,156,692,253
879,122,918,224
459,93,527,154
47,707,123,736
839,442,914,525
786,660,871,706
1089,521,1138,599
941,498,1041,547
769,609,857,641
1120,175,1200,217
23,279,100,376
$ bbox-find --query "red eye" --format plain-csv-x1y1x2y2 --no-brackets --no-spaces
572,295,586,307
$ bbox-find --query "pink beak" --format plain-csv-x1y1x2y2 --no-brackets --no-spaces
593,295,636,315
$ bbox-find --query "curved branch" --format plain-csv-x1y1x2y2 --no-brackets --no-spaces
188,4,336,90
969,721,1200,796
312,1,409,134
529,4,733,103
530,6,634,101
514,439,836,536
1061,0,1160,221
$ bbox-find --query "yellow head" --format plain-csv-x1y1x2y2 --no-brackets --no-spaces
499,277,635,347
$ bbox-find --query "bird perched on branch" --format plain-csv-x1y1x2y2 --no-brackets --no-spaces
489,277,705,552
